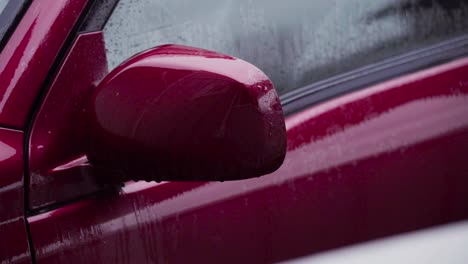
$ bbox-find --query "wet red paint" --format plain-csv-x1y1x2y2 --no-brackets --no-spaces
0,1,89,262
88,44,286,182
0,0,88,129
28,32,108,210
0,129,31,263
28,58,468,263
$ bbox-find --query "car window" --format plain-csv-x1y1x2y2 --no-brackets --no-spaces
0,1,7,12
0,0,29,51
0,0,10,38
103,0,468,94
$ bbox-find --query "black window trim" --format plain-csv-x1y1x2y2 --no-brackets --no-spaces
280,34,468,116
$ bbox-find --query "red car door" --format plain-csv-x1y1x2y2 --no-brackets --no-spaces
0,129,30,263
27,56,468,263
3,0,468,263
0,0,87,263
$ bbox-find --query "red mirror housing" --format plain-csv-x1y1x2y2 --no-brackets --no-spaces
87,45,286,181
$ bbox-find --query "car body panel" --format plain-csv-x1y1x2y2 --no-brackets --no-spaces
28,31,108,210
0,0,88,129
0,128,31,264
28,57,468,263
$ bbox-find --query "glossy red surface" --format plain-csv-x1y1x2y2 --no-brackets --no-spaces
28,58,468,263
0,129,31,263
88,44,286,181
0,0,88,129
28,32,109,210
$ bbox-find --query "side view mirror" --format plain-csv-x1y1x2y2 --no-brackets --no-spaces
87,45,286,181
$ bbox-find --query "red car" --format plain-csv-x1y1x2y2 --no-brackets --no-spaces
1,0,468,263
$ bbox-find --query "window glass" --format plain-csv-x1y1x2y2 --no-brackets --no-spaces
0,0,29,51
104,0,468,94
0,1,7,13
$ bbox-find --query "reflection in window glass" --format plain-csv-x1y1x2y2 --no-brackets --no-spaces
104,0,468,94
0,1,7,13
